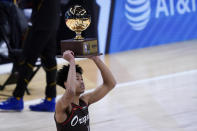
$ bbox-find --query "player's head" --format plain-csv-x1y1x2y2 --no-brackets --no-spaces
56,64,85,94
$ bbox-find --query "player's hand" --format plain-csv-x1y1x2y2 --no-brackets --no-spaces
63,50,75,63
88,55,100,61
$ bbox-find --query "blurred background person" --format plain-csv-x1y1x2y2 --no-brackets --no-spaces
0,0,61,112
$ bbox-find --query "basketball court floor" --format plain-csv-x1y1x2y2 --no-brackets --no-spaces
0,40,197,131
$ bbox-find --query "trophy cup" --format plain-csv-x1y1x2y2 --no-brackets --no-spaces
60,5,101,57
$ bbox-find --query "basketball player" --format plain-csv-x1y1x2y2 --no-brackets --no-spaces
55,50,116,131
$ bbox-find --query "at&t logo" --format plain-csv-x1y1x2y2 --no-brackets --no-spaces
125,0,196,31
125,0,151,31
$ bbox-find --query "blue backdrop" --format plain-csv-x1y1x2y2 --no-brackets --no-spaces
108,0,197,53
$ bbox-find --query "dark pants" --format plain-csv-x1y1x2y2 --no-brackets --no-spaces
13,27,57,98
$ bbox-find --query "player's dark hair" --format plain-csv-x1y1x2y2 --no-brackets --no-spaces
56,64,83,89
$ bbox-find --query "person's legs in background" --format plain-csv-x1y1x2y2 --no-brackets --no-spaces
0,29,56,111
29,31,57,112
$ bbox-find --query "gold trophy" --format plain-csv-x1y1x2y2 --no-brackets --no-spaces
60,5,101,57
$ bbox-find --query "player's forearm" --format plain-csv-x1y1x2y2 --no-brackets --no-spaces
59,61,76,109
93,57,116,88
66,61,77,95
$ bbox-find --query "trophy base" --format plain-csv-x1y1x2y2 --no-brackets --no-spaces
61,38,100,58
75,53,103,58
56,53,103,58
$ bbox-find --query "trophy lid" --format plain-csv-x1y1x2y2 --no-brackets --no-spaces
65,5,90,19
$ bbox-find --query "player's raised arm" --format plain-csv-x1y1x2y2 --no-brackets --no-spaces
55,50,77,123
82,56,116,105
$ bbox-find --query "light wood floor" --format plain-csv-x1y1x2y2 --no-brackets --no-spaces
0,40,197,131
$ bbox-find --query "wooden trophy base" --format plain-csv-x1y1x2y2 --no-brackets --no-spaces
60,38,101,58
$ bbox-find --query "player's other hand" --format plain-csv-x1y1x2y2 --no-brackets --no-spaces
88,55,100,61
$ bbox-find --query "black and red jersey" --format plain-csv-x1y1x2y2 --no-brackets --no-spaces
55,99,90,131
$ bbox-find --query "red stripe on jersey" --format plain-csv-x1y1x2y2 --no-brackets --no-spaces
71,103,83,109
63,109,75,125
